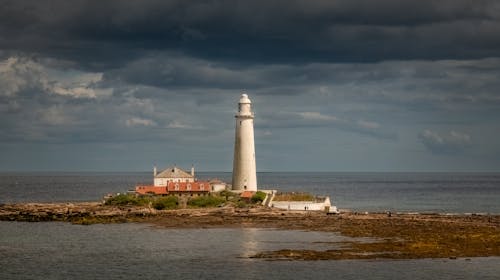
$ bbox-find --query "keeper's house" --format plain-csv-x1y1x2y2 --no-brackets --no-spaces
136,181,210,196
153,165,195,186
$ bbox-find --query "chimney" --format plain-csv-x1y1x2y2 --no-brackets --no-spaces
191,165,195,177
153,166,157,177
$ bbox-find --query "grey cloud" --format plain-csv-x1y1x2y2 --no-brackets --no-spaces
0,57,49,98
257,110,397,140
1,0,500,67
103,54,263,89
102,54,500,113
2,54,499,144
0,56,237,144
418,130,472,155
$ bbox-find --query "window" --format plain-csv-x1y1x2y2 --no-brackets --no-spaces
175,183,179,191
200,184,204,190
187,184,191,191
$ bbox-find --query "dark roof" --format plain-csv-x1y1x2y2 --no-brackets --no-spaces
155,166,193,179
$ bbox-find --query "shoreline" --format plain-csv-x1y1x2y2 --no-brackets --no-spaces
1,202,499,261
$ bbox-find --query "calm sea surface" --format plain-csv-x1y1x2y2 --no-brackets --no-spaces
1,222,499,280
1,172,499,279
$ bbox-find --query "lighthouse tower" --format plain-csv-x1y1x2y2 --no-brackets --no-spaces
232,93,257,191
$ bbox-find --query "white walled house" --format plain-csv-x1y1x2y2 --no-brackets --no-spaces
209,179,227,192
271,196,338,213
153,166,195,187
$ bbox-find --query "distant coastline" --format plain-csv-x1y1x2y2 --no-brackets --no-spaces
1,202,499,261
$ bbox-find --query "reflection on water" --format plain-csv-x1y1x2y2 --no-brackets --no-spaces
1,222,499,280
241,227,259,257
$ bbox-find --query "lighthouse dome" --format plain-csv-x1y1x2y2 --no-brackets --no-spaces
239,93,251,104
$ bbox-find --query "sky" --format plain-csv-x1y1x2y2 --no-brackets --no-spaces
1,0,500,172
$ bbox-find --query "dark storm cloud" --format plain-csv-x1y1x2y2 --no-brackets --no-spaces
1,0,500,68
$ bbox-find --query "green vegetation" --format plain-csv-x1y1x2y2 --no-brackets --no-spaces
104,193,150,206
251,191,267,203
104,190,265,210
219,190,238,201
104,193,178,210
273,192,315,202
235,201,248,208
187,195,225,208
152,196,178,210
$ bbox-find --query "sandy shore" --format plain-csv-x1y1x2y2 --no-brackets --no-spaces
1,202,499,260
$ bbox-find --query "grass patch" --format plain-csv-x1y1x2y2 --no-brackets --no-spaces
105,194,178,210
104,193,150,206
251,191,267,203
235,201,249,208
104,192,257,209
273,192,315,202
187,195,225,208
219,190,239,201
152,196,178,210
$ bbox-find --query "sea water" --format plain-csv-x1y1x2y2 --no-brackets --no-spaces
1,172,499,279
0,222,499,280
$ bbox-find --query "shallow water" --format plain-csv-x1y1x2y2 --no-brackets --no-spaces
1,222,499,280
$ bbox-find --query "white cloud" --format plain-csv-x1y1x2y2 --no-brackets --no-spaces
289,111,394,139
357,120,380,129
53,85,112,99
419,129,471,154
0,56,112,99
298,111,338,121
125,117,156,127
50,71,112,99
0,57,49,97
450,130,471,143
167,120,191,129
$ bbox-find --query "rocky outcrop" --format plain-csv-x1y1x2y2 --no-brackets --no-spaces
0,202,157,224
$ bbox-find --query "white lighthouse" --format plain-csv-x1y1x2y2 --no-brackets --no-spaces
232,93,257,191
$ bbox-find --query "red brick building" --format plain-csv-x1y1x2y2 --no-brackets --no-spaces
136,181,210,196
